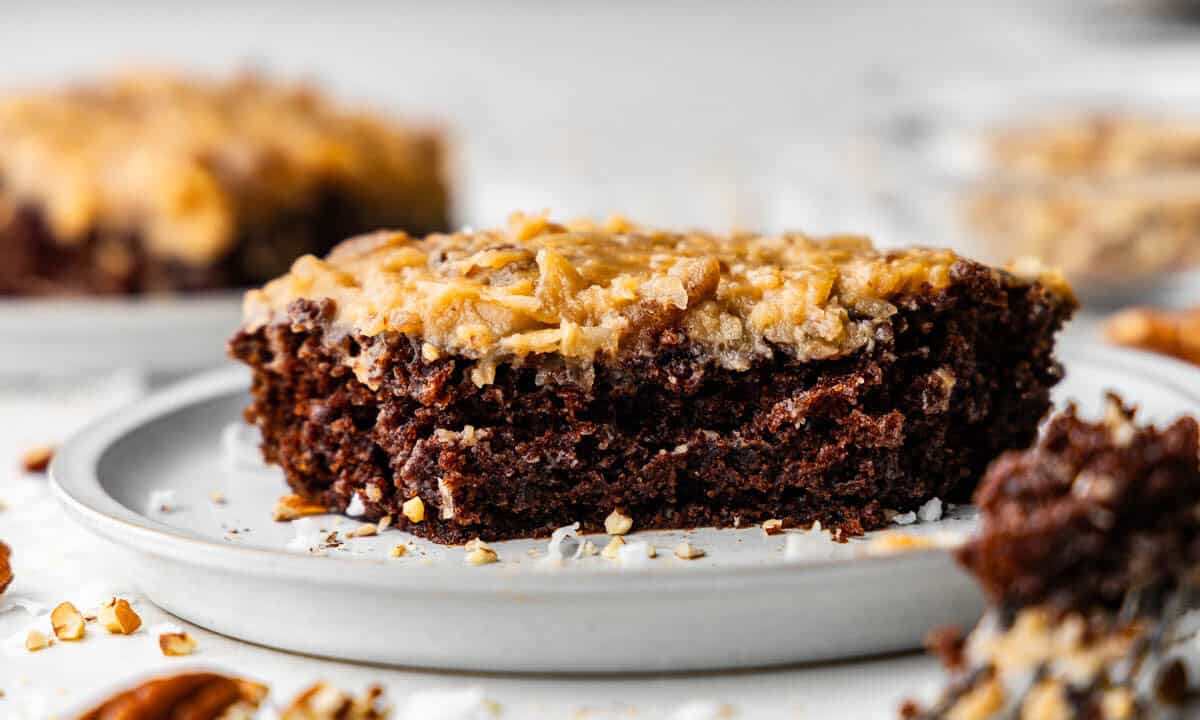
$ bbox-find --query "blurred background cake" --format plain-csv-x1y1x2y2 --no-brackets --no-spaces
0,70,449,295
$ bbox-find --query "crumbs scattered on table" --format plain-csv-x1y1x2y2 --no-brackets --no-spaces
18,445,55,474
673,541,705,560
605,509,634,536
50,602,85,641
158,631,197,657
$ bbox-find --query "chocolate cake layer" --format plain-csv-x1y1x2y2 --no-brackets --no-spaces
230,258,1073,544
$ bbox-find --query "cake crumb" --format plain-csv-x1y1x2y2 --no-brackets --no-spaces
762,519,784,536
158,631,197,656
25,629,50,652
50,602,85,641
209,490,227,505
402,496,426,523
347,524,378,539
390,544,407,558
601,536,626,559
464,538,498,565
377,514,392,532
605,509,634,536
673,541,705,560
19,445,55,473
576,539,598,558
98,597,142,635
272,494,326,521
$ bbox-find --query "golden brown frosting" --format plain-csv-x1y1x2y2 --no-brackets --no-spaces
244,213,1065,386
0,70,443,265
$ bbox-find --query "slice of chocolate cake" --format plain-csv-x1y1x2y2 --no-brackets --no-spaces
229,213,1075,544
0,70,449,295
906,395,1200,719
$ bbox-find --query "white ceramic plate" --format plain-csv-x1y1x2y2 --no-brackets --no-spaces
50,343,1200,673
0,293,242,375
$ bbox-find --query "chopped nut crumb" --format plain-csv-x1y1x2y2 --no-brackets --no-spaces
604,509,634,536
25,629,50,652
209,490,227,504
98,598,142,635
348,524,377,538
421,342,442,361
19,445,55,473
601,535,626,559
464,538,499,565
283,682,388,719
376,514,392,532
159,631,197,656
402,496,426,523
272,494,327,521
51,601,85,641
762,518,784,535
390,544,407,558
673,541,706,560
578,539,599,557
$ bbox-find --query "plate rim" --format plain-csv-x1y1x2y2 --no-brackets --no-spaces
49,342,1200,596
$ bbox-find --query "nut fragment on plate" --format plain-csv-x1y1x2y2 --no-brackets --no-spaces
159,631,197,656
600,535,626,559
346,524,377,539
51,601,86,641
273,494,328,521
604,509,634,536
389,544,407,557
762,518,784,535
0,541,11,594
463,538,499,565
209,489,227,504
401,496,425,523
78,673,267,720
1104,306,1200,365
282,682,387,719
673,541,706,560
98,597,142,635
25,629,50,652
19,444,54,473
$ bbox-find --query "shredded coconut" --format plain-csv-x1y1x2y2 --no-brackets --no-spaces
346,493,366,517
617,541,655,568
538,522,581,568
285,517,328,553
916,497,944,523
891,511,917,526
783,522,839,562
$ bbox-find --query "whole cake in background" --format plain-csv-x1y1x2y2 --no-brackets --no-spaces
0,70,450,295
963,113,1200,285
229,213,1075,544
905,394,1200,719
